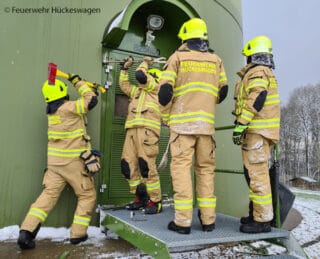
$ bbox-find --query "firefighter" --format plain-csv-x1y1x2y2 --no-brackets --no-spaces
119,56,162,214
17,76,100,249
158,18,228,234
232,35,280,233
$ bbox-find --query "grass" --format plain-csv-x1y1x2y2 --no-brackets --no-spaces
291,189,320,200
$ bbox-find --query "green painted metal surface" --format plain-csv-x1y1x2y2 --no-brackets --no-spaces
99,50,173,206
0,0,246,228
103,213,171,258
102,208,290,258
98,0,193,207
0,0,131,228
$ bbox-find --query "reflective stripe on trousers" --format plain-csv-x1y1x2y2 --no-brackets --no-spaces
170,133,216,227
242,133,273,222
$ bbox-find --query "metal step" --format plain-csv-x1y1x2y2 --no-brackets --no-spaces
101,205,290,258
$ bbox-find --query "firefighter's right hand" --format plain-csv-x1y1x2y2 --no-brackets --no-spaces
85,159,101,175
120,56,134,70
80,150,101,175
232,123,248,145
68,74,82,86
143,56,153,66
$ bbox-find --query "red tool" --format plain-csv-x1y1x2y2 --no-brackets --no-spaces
47,62,106,93
48,63,57,85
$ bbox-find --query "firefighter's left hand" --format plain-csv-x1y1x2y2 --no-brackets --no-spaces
68,74,82,86
120,56,134,70
143,56,153,66
232,123,248,145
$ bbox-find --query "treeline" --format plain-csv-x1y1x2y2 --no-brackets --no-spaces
280,83,320,183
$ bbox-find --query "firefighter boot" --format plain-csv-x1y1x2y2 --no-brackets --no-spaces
240,220,271,233
168,221,191,234
144,200,162,214
17,230,35,249
70,234,88,245
126,183,149,210
17,223,40,250
31,223,41,238
240,201,253,224
198,210,215,232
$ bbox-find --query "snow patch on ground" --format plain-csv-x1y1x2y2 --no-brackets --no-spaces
0,225,19,241
292,198,320,244
291,193,320,259
0,225,110,244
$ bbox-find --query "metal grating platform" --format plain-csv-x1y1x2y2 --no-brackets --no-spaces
101,205,290,258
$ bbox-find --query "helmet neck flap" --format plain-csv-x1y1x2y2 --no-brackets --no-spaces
186,38,209,52
248,53,275,69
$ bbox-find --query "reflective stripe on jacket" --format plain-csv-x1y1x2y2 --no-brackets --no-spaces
159,43,228,135
234,64,280,141
119,61,161,136
47,83,96,165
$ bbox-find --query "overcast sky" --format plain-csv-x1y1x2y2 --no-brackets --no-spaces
242,0,320,105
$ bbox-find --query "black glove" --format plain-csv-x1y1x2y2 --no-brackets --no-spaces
68,74,82,86
91,83,100,95
85,158,100,175
120,56,134,70
80,150,101,175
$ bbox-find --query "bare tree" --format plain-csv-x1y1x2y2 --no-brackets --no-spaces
280,83,320,183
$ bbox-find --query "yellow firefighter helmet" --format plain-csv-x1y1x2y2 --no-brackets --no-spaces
242,35,273,57
178,18,208,41
42,79,68,103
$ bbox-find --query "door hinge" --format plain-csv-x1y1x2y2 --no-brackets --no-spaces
104,81,112,89
105,65,113,73
100,184,107,193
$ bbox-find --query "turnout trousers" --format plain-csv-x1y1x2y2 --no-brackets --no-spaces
170,132,216,227
242,133,273,222
121,127,162,202
20,159,96,238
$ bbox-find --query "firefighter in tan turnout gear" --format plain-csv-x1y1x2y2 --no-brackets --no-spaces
158,18,228,234
233,35,280,233
18,76,100,249
119,56,162,214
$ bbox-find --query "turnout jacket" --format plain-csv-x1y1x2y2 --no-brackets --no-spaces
159,43,228,135
234,64,280,142
119,61,161,136
47,83,97,165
